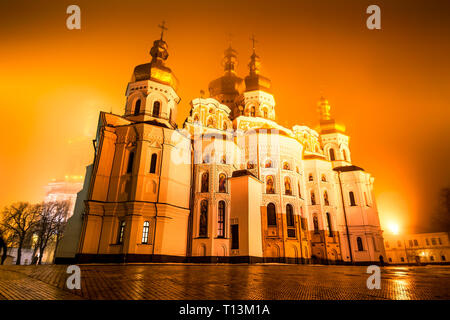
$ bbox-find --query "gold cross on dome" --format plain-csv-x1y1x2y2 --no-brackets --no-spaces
250,34,257,52
158,20,168,40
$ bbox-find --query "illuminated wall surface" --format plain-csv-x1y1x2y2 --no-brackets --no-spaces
0,0,449,233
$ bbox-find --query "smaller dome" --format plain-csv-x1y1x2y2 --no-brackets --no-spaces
208,46,245,103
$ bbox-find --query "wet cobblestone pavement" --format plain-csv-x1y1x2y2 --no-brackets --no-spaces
0,264,449,300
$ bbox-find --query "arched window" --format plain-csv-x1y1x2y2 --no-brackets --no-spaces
324,191,329,206
267,203,276,226
266,175,275,194
313,215,319,233
357,237,364,251
118,220,126,244
218,173,227,193
265,159,273,168
203,154,210,164
343,149,348,161
201,172,209,192
308,174,313,181
193,114,199,122
218,201,225,238
284,177,292,195
263,109,268,118
329,148,335,161
223,122,227,130
326,212,333,237
349,191,356,206
207,117,214,127
321,174,327,182
126,151,135,174
311,191,316,205
152,101,161,117
142,221,150,244
286,204,294,227
150,153,157,174
199,200,208,237
247,162,255,169
283,162,290,170
134,99,141,115
250,106,256,117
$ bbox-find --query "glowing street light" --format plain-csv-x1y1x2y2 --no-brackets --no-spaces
388,222,400,235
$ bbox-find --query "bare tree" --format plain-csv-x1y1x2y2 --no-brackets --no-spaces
1,202,40,265
32,201,70,265
0,229,7,265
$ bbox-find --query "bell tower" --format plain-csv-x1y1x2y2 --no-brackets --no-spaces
124,21,180,128
242,35,275,120
317,97,351,166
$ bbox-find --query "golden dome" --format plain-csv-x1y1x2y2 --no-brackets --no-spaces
208,46,245,102
245,51,271,92
131,39,178,91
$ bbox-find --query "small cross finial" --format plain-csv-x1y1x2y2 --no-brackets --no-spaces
227,33,233,47
250,34,257,52
158,21,168,40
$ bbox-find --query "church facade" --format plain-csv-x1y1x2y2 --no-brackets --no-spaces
56,31,386,265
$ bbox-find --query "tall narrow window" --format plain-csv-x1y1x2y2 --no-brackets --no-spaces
250,106,256,116
152,101,160,117
231,224,239,249
326,212,333,237
201,172,209,192
218,173,227,193
311,191,316,205
263,109,268,118
127,151,135,174
150,153,157,173
329,148,335,161
308,174,313,181
199,200,208,237
313,215,319,233
265,159,273,168
267,203,277,226
134,99,141,115
169,109,173,123
343,149,348,161
364,192,369,206
357,237,364,251
349,191,356,206
142,221,150,244
324,191,329,206
118,221,126,244
298,182,302,198
284,177,292,195
218,201,225,238
286,204,294,227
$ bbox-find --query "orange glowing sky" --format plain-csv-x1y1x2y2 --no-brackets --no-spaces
1,0,449,233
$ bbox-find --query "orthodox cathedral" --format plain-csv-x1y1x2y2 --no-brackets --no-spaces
55,28,386,265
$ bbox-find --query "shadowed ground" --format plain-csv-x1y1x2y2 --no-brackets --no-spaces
0,264,449,300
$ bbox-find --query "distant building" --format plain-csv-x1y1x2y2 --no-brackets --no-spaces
384,232,450,264
44,177,84,218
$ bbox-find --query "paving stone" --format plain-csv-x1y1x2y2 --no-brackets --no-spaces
0,264,449,300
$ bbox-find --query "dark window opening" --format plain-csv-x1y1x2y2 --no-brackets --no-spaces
150,153,157,173
267,203,277,226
